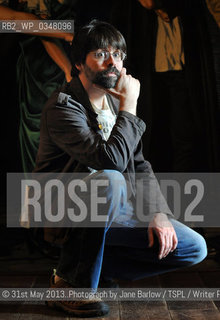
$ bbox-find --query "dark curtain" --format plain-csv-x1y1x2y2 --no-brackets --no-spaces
110,0,220,172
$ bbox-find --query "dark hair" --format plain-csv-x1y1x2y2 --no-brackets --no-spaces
71,20,127,76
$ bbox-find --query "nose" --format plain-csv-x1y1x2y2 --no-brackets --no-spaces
105,54,117,66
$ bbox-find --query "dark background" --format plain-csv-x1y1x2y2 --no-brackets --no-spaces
0,0,219,255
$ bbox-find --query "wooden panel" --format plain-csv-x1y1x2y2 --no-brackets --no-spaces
0,276,35,288
94,301,120,320
159,271,204,288
143,301,171,320
199,270,220,311
18,302,69,320
159,273,216,311
119,301,172,320
118,275,160,288
0,252,220,320
0,313,20,320
170,309,220,320
69,301,120,320
166,300,216,311
199,271,220,287
0,303,21,320
18,301,120,320
120,301,150,320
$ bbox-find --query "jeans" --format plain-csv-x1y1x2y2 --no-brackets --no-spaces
56,170,207,289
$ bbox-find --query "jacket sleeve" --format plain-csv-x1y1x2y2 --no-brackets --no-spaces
46,98,146,173
134,141,173,217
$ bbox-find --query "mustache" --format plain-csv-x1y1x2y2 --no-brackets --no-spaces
99,66,120,77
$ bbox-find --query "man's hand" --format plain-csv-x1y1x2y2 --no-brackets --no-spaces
106,68,140,116
148,213,178,259
155,9,170,22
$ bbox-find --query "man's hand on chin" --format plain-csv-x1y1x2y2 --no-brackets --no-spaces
95,68,140,116
148,213,178,260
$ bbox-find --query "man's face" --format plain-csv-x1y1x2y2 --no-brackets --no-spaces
78,46,124,89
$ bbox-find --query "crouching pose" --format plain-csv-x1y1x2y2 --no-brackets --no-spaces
34,20,207,318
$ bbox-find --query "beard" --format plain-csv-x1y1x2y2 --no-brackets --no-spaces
84,64,120,89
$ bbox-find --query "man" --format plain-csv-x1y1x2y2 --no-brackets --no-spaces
34,20,207,318
111,0,220,172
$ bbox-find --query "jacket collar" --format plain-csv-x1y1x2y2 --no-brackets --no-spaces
67,76,94,113
67,76,119,115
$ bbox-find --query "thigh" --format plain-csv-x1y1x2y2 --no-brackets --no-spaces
169,219,207,257
105,219,207,261
102,219,207,280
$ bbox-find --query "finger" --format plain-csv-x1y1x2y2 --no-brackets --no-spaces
148,228,154,248
161,235,169,259
120,67,127,76
163,232,172,258
171,231,178,252
157,233,165,260
104,88,121,99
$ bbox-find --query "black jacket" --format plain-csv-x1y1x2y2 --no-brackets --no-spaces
34,76,171,243
34,76,147,175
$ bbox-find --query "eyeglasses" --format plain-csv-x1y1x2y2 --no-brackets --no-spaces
92,50,126,62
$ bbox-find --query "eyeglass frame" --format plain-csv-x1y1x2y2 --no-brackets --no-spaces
91,49,127,62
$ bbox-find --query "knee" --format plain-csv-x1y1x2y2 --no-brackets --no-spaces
98,170,127,191
183,232,207,267
191,233,207,265
171,221,208,267
100,169,125,180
